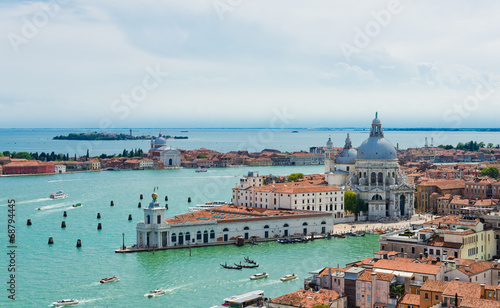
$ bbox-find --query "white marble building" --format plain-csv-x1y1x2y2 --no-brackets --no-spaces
149,133,181,167
136,193,334,249
325,114,415,220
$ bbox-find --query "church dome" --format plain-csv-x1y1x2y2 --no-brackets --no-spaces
326,137,333,148
356,113,397,160
154,134,167,146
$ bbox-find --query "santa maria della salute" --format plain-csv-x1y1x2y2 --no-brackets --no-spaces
325,113,415,220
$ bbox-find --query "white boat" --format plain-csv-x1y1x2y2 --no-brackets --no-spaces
210,290,265,308
280,274,298,281
188,201,228,212
195,167,207,172
100,276,119,283
249,272,268,280
51,299,79,306
50,191,68,199
144,289,166,297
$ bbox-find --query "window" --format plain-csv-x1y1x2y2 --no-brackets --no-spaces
197,231,202,240
356,293,360,300
171,233,177,242
367,295,371,302
210,230,215,239
424,292,429,300
435,295,439,301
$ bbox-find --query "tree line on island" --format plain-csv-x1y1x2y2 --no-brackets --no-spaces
53,132,187,140
438,140,499,151
0,148,146,161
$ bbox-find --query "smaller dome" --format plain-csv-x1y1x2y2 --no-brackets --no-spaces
337,148,357,164
372,118,381,125
326,137,333,147
152,193,158,200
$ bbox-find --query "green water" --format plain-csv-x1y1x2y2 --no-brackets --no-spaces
0,166,378,307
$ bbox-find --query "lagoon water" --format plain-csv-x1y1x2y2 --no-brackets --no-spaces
0,165,381,307
1,128,499,157
1,127,499,307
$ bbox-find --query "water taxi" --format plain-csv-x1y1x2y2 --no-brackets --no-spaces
100,276,119,283
144,289,166,297
249,272,268,280
280,274,298,281
210,290,264,308
50,191,68,199
51,299,79,306
195,166,207,172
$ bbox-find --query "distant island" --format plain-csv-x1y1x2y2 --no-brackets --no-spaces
53,132,188,141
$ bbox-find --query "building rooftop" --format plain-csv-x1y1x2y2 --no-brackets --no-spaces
164,204,331,225
269,288,341,308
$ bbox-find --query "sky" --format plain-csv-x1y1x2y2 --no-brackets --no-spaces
1,0,500,129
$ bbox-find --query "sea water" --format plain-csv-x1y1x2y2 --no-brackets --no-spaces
1,128,499,157
0,165,380,307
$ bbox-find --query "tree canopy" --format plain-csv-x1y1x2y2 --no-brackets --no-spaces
481,166,499,179
288,173,304,182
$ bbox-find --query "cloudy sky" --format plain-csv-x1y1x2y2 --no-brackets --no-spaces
1,0,500,128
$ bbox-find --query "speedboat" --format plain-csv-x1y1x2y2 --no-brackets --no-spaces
72,203,82,208
249,272,268,280
280,274,298,281
195,167,207,172
144,289,166,297
50,191,68,199
51,299,79,306
100,276,119,283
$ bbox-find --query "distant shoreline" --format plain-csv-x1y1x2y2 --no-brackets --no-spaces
2,127,500,131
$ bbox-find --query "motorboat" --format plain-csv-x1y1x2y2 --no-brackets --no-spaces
188,201,228,212
235,263,259,268
211,290,264,308
100,276,119,283
72,203,82,208
280,274,298,281
250,272,268,280
144,289,166,297
51,299,79,306
195,167,207,172
50,191,68,199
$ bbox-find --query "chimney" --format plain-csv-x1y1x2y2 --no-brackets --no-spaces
475,257,479,263
404,253,408,258
466,265,469,272
455,259,460,266
481,284,485,299
495,260,498,267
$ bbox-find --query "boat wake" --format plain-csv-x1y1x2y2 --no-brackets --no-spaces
18,198,51,204
37,202,71,211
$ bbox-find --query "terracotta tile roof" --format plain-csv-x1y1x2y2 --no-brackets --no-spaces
459,298,500,308
457,261,496,276
372,259,442,275
164,204,331,224
400,293,420,306
442,280,481,299
420,279,448,292
317,267,349,278
269,288,340,307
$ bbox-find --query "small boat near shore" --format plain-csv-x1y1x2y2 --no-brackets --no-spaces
249,272,268,280
144,289,166,297
188,201,228,212
235,263,259,268
244,257,257,264
51,299,79,306
50,191,68,199
100,276,119,283
280,274,298,281
195,166,207,172
221,263,242,270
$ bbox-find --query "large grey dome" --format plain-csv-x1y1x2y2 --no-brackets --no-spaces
356,113,397,160
357,137,397,160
